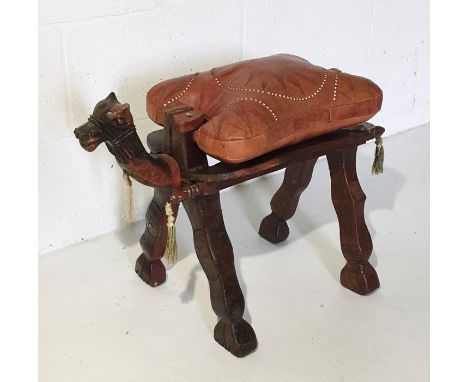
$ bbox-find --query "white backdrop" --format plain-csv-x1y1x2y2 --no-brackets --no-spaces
39,0,429,254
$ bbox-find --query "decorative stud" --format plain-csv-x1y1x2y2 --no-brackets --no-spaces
214,71,328,102
333,72,339,102
163,75,197,107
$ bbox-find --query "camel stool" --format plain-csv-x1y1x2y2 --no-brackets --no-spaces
74,55,384,358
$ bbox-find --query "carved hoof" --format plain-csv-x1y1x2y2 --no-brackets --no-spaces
340,262,380,295
135,254,166,287
214,319,258,357
259,213,289,244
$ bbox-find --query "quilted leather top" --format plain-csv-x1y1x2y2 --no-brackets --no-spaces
147,54,383,163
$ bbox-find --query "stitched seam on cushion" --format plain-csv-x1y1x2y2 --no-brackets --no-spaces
196,99,378,143
214,71,328,101
198,114,375,162
224,98,278,122
329,97,381,109
275,97,380,131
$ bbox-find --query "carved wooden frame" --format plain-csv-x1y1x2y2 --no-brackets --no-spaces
75,98,383,357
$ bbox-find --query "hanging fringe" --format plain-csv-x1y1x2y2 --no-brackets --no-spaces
372,136,384,175
349,125,384,174
123,171,134,221
164,202,178,264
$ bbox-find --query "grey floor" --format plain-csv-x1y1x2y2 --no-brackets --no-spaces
39,124,429,382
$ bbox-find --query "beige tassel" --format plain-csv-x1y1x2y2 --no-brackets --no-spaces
372,136,384,175
164,202,178,264
123,171,134,221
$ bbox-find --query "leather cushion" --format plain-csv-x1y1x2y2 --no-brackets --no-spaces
147,54,382,163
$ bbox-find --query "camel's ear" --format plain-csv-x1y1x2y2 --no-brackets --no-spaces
107,103,134,125
120,103,134,124
107,92,117,101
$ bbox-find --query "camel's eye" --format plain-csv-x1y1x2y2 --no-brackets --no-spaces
107,111,117,120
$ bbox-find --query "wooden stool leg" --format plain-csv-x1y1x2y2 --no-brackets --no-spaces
135,188,177,287
327,148,380,295
259,159,317,243
184,193,258,357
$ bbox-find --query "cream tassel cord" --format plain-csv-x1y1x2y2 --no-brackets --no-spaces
350,124,384,175
372,136,384,175
123,170,178,262
123,170,134,221
123,171,177,263
164,202,178,264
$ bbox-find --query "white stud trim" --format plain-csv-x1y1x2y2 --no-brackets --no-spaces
333,72,339,102
214,71,328,101
163,76,197,107
225,98,278,122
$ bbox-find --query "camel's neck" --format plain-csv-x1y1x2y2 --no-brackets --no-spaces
106,130,148,164
106,131,173,188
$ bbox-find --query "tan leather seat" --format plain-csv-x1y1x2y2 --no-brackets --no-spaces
147,54,382,163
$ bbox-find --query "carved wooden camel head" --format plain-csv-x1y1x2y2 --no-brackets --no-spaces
74,93,179,189
74,92,136,153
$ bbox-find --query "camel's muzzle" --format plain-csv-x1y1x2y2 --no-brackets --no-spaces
74,121,104,152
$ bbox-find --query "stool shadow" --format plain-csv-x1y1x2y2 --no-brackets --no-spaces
218,152,405,282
